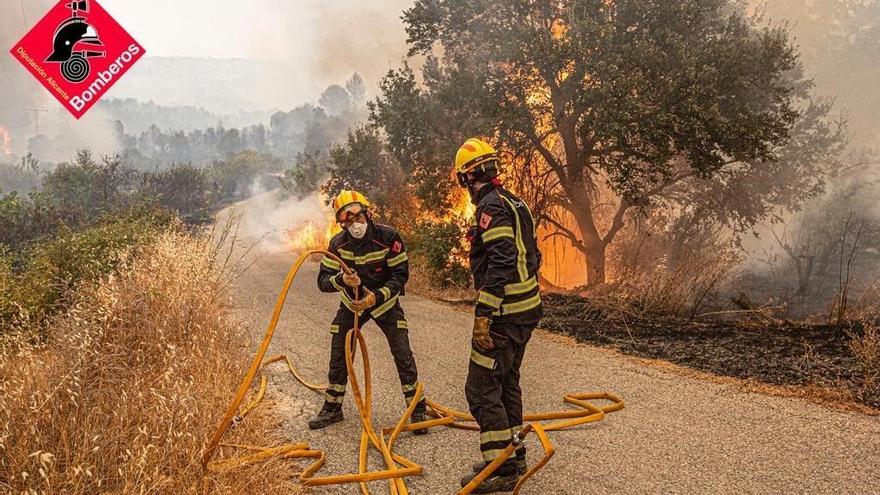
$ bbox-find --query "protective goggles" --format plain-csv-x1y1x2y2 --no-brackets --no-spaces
337,203,365,223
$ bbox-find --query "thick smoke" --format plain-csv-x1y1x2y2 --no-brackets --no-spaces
232,187,331,254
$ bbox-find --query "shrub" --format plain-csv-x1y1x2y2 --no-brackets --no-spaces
0,207,174,337
408,219,471,288
849,287,880,406
142,164,211,223
0,153,41,194
41,150,137,224
0,230,299,494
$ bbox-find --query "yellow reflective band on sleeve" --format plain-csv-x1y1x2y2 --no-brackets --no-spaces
493,293,541,316
397,320,408,329
480,429,513,444
370,294,398,318
504,276,537,296
477,291,503,309
500,194,529,282
330,324,340,334
387,252,408,267
330,273,344,291
481,226,514,243
470,349,496,370
379,287,392,300
321,257,341,270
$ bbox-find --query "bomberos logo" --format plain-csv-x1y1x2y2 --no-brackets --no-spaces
9,0,145,119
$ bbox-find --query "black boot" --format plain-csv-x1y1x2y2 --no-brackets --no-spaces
472,456,527,475
460,461,519,494
308,405,343,430
411,400,429,436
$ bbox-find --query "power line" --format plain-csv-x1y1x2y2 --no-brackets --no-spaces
23,108,49,135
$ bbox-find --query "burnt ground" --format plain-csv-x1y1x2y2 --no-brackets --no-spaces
540,293,879,409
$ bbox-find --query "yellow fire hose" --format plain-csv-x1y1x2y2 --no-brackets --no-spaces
201,250,624,494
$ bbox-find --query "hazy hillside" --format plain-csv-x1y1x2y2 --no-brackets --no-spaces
106,57,314,115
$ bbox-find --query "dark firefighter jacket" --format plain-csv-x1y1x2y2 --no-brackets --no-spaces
318,222,409,319
468,182,542,324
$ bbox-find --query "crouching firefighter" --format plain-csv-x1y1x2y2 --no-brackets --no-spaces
309,189,428,434
454,138,542,493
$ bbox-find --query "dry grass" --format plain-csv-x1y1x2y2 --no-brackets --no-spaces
849,285,880,406
0,228,301,494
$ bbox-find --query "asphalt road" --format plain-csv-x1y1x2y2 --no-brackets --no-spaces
225,199,880,495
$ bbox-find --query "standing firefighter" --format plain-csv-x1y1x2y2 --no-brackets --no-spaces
454,138,542,493
309,190,428,434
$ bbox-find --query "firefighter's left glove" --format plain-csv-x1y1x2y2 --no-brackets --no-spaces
351,288,376,312
472,316,494,351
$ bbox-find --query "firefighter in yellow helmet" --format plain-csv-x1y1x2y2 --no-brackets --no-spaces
454,138,542,493
310,190,428,434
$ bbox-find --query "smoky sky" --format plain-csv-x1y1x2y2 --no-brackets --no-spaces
3,0,878,161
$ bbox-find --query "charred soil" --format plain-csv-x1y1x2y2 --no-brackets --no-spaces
541,293,879,409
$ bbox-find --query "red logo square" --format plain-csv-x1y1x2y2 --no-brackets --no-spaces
9,0,145,119
479,213,493,229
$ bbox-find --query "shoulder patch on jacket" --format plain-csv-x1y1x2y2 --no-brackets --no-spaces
479,212,493,229
392,240,403,253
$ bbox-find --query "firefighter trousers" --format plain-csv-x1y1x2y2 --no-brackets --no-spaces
322,302,425,414
465,319,536,475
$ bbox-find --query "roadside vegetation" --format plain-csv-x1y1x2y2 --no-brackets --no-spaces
0,148,301,493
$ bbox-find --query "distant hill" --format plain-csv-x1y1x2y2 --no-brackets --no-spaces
96,98,270,135
104,56,320,116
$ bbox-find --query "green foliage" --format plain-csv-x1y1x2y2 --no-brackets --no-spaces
41,150,135,219
0,153,42,194
0,208,174,336
141,164,211,223
282,151,327,199
321,126,410,222
408,220,471,288
0,191,76,250
208,150,283,203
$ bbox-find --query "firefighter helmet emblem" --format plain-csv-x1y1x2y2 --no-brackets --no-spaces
45,1,105,83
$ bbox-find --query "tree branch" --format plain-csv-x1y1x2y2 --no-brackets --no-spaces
542,216,585,252
602,198,631,246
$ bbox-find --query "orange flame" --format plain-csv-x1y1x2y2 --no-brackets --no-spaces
551,18,567,40
537,220,586,289
284,218,337,254
0,126,12,156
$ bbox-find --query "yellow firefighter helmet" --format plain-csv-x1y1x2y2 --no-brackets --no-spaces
332,189,371,222
453,137,500,187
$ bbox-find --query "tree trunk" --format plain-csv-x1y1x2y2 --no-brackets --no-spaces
565,185,607,286
583,240,607,287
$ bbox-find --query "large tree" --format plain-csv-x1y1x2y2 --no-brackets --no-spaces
372,0,841,286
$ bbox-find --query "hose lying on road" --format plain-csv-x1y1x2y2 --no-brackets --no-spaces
201,250,624,494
